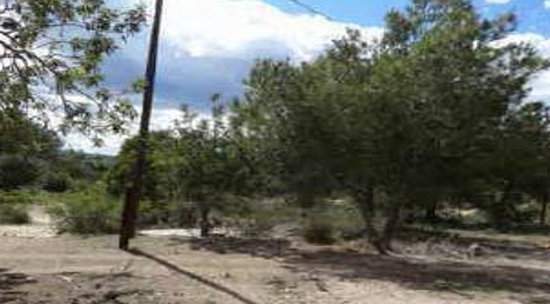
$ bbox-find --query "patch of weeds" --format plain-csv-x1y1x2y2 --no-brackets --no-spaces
0,204,30,224
47,182,120,234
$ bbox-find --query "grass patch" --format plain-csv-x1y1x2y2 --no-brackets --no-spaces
0,191,33,205
0,204,30,224
47,182,120,234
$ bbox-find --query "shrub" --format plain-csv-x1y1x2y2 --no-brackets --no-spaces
48,183,120,234
0,191,33,205
137,200,199,228
42,173,71,193
303,219,336,245
0,204,30,224
0,156,40,190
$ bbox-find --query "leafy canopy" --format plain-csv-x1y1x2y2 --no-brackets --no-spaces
0,0,147,144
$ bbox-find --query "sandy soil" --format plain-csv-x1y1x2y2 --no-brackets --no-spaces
0,233,549,304
0,209,549,304
0,206,56,238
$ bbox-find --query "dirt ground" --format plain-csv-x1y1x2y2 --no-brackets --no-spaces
1,209,549,304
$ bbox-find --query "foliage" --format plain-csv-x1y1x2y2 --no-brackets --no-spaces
107,130,179,202
0,203,30,224
0,115,115,192
0,155,40,190
54,151,115,182
0,111,62,157
48,183,120,234
0,191,33,205
172,101,253,208
42,172,72,193
87,0,550,244
237,198,300,237
0,113,61,190
0,0,146,141
232,0,550,252
137,200,198,228
108,99,255,235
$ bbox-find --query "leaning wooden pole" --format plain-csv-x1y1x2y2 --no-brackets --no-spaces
119,0,164,250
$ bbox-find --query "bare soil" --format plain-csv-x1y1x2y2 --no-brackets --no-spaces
1,210,549,304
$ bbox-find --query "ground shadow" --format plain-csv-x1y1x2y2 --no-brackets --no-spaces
175,236,296,259
127,248,260,304
399,227,550,262
0,268,36,303
176,236,550,298
282,249,550,294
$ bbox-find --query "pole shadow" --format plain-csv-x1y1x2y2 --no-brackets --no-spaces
126,248,260,304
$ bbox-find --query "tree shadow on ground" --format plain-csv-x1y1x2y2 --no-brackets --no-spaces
127,248,261,304
173,236,296,259
176,236,550,299
399,227,550,262
283,249,550,294
0,268,36,303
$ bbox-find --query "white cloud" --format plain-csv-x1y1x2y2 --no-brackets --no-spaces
62,106,186,155
485,0,511,4
69,0,383,155
135,0,383,62
495,33,550,102
545,0,550,9
73,1,550,155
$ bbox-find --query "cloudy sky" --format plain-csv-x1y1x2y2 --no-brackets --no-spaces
65,0,550,155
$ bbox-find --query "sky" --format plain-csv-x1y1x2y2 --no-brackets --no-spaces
65,0,550,155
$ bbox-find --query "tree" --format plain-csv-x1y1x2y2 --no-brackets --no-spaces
0,110,61,157
107,130,179,202
234,0,549,253
171,100,253,237
0,0,146,142
110,100,254,237
498,102,550,226
0,111,61,190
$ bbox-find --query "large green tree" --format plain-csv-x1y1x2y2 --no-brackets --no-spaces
0,111,61,190
110,101,254,236
234,0,549,253
0,0,146,142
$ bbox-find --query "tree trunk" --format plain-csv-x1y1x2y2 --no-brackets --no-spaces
489,184,517,230
119,0,164,250
200,206,211,237
540,193,548,226
354,187,388,255
425,200,438,222
380,200,403,251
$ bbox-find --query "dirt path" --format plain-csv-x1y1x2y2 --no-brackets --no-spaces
0,206,56,238
1,207,549,303
1,233,549,304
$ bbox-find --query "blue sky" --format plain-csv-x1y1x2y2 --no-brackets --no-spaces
67,0,550,154
267,0,550,31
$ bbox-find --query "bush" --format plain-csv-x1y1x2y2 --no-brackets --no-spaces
303,219,336,245
0,156,40,190
42,173,71,193
0,191,33,205
0,204,30,224
48,183,120,234
137,200,199,228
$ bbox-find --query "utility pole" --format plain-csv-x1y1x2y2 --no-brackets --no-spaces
119,0,164,250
